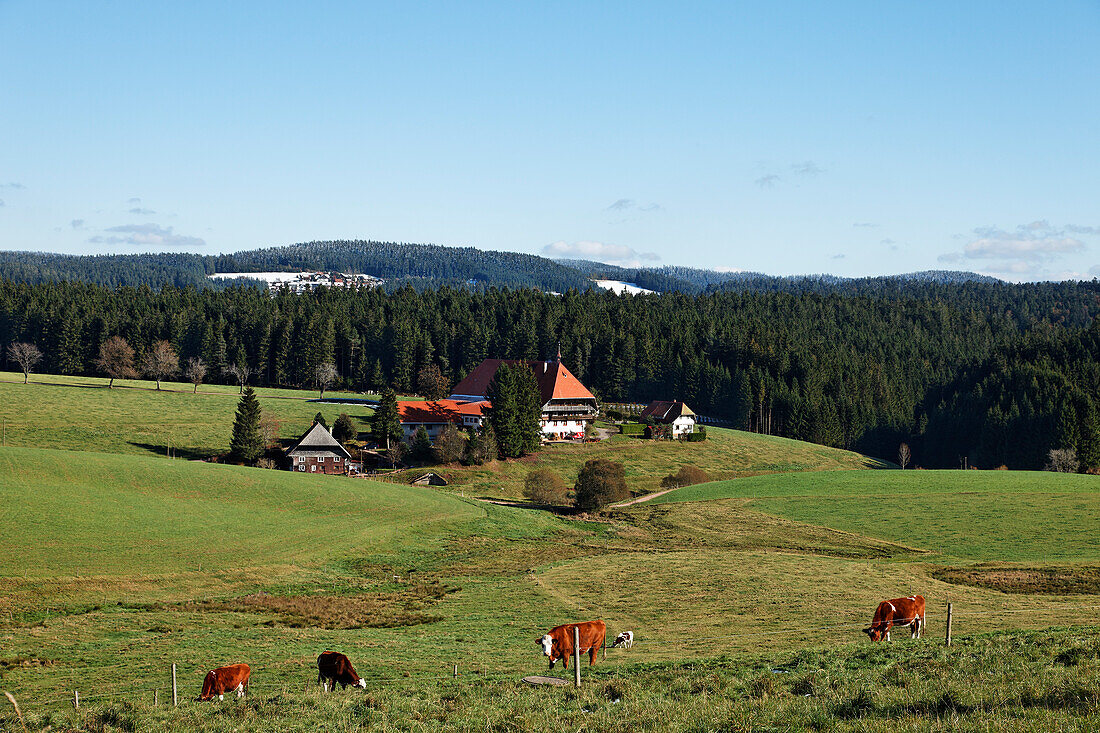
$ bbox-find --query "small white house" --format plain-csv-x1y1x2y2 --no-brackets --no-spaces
639,400,697,437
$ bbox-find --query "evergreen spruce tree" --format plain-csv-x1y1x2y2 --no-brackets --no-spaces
370,388,403,450
229,387,264,464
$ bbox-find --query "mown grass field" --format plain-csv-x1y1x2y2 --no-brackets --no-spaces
393,426,889,500
0,371,383,459
650,470,1100,561
2,447,1099,730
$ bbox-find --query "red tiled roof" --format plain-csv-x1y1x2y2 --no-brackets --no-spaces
639,400,695,422
450,359,597,403
398,399,488,424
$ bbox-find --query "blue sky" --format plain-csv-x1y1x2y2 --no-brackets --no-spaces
1,1,1098,281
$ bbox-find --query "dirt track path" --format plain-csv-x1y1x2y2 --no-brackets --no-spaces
609,487,678,508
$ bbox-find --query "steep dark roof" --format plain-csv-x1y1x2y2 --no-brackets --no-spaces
286,422,352,459
639,400,696,423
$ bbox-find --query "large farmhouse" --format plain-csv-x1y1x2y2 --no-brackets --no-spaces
286,422,353,474
449,356,599,439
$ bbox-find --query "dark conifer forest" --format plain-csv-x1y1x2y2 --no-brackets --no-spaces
1,274,1098,471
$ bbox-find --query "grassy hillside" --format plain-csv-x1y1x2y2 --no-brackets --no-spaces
649,470,1100,561
2,450,1098,730
397,426,888,500
0,371,381,459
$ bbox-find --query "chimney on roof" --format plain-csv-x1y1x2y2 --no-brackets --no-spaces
556,343,562,362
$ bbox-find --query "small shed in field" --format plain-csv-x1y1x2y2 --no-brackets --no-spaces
410,472,448,486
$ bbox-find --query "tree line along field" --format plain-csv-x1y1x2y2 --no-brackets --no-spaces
0,371,382,459
1,447,1098,730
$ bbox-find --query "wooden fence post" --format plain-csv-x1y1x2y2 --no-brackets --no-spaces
453,664,458,679
73,690,79,709
945,603,953,646
154,689,158,707
573,627,581,687
172,663,178,706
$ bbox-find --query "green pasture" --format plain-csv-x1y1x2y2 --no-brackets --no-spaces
0,371,382,459
1,448,1099,730
401,426,889,500
650,470,1100,561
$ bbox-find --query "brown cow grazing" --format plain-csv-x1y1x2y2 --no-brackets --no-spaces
198,663,250,701
863,595,926,642
317,651,367,692
536,620,606,669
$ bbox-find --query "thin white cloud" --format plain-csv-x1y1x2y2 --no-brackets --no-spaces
830,253,846,260
607,198,634,211
1090,265,1100,277
0,199,4,207
88,223,205,247
755,174,780,188
127,197,141,204
853,222,879,228
0,182,25,190
70,219,85,229
129,207,156,215
791,161,824,176
939,221,1096,281
542,240,660,267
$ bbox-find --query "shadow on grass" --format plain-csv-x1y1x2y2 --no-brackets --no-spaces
128,442,212,461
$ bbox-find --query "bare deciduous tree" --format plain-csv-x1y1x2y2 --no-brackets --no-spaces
898,442,911,470
141,340,179,391
94,336,137,388
8,342,42,384
314,361,339,399
224,363,255,394
184,357,207,394
259,411,282,448
1045,448,1079,473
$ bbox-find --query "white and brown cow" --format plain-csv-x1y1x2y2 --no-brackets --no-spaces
863,595,926,642
537,620,606,669
317,651,367,692
611,631,634,649
198,663,250,701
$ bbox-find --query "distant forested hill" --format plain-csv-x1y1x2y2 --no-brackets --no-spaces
0,242,594,293
0,251,213,289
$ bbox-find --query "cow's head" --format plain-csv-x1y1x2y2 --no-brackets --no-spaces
537,634,556,665
863,625,886,642
355,678,367,689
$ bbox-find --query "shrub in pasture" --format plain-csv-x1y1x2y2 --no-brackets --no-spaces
1046,448,1080,473
523,469,569,505
660,465,710,490
573,458,629,510
686,426,707,442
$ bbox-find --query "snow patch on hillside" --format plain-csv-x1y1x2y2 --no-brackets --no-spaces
593,279,657,295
